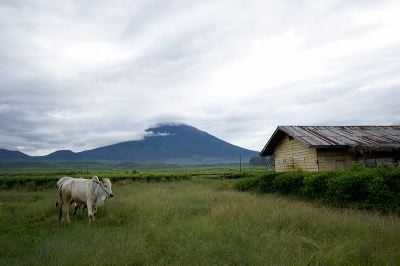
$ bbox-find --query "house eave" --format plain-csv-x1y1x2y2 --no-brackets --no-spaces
259,126,312,156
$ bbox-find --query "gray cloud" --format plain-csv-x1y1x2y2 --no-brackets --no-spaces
0,0,399,155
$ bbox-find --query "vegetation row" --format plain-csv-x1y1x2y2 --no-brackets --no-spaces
234,163,400,213
0,171,190,190
0,168,253,190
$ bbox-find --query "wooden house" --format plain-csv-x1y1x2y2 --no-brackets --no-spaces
260,126,400,172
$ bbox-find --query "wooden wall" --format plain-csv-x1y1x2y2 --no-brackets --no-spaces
274,135,318,172
363,157,399,167
273,135,399,172
316,148,355,171
317,149,399,169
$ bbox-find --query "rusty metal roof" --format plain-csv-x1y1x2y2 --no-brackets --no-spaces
260,126,400,156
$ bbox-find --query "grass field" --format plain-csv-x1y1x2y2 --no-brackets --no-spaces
0,165,267,189
1,173,400,265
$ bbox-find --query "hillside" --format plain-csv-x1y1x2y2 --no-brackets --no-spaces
0,149,33,162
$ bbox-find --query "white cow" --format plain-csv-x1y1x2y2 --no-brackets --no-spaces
56,176,87,216
58,176,113,224
57,176,72,190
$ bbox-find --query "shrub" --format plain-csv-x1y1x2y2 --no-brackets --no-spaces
233,172,280,193
384,168,400,194
220,173,248,179
325,169,395,209
234,177,261,191
302,171,339,199
364,174,392,210
363,168,398,211
349,161,367,171
326,171,368,206
233,167,400,213
273,171,306,194
259,172,280,193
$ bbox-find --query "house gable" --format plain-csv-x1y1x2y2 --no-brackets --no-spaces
274,134,318,172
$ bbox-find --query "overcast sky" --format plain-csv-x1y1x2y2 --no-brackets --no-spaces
1,0,400,156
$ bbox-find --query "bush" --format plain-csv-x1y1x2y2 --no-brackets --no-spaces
363,168,398,211
364,173,392,210
302,171,339,199
384,168,400,195
234,177,262,191
219,173,248,179
233,172,280,193
259,172,280,193
349,161,367,171
273,171,306,194
234,167,400,213
325,168,395,210
326,171,369,206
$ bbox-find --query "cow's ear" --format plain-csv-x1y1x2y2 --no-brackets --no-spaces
92,176,99,182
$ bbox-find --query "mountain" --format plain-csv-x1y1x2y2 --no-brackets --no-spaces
45,150,78,161
0,124,258,164
0,149,33,162
78,124,257,163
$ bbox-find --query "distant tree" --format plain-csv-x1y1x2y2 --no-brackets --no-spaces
249,156,274,167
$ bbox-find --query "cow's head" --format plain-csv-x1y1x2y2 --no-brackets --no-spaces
92,176,114,199
100,178,113,198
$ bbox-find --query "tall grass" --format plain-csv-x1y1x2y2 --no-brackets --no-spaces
1,179,400,265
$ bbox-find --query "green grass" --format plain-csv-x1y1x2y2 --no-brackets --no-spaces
1,178,400,265
0,166,267,189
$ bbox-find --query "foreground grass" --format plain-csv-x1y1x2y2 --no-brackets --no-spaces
1,179,400,265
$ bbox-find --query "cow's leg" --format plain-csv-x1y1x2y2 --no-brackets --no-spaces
59,205,62,221
87,201,94,224
62,194,71,224
73,202,79,215
62,203,71,224
57,190,63,222
76,203,85,215
66,205,70,223
61,204,70,224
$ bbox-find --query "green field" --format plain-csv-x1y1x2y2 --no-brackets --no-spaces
0,164,267,190
1,167,400,265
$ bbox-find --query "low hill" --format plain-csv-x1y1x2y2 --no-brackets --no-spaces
0,149,33,162
45,150,77,160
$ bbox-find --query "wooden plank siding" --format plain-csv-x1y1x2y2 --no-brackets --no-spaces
274,136,318,172
364,157,399,168
316,149,355,171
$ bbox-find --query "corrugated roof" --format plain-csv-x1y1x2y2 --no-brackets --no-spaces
260,126,400,156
